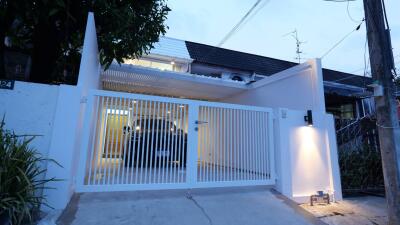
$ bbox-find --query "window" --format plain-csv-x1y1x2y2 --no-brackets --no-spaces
326,103,355,119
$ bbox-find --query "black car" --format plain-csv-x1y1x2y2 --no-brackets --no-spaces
123,118,187,168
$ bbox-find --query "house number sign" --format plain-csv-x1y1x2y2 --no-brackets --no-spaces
0,79,15,90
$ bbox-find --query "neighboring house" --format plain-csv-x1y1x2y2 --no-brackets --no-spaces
113,37,375,120
2,14,346,213
111,37,380,158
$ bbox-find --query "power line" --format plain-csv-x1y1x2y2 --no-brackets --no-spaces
217,0,262,47
323,0,369,88
217,0,271,47
238,0,272,30
362,31,370,89
320,19,364,59
346,0,364,23
351,59,399,77
381,0,390,29
323,29,370,88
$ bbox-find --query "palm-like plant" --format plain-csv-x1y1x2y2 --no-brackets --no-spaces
0,118,60,225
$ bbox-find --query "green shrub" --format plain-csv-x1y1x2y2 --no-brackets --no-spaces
0,118,60,225
338,143,384,191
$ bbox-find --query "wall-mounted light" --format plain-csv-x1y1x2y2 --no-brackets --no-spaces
304,110,313,126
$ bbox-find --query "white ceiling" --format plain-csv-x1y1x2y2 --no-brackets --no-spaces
102,64,249,101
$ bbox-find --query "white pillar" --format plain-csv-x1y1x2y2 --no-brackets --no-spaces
77,12,102,94
186,103,199,185
43,12,102,211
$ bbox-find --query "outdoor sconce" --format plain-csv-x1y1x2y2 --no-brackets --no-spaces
304,110,313,126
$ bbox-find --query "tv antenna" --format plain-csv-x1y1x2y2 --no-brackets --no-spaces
283,29,306,63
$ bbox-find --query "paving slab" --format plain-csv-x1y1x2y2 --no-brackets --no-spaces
57,186,324,225
300,196,388,225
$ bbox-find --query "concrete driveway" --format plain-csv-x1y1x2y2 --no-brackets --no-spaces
57,186,325,225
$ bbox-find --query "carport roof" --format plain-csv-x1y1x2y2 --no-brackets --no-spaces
102,63,249,101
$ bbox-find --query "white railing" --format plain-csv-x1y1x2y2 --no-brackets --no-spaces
77,89,274,192
81,94,189,187
197,106,272,183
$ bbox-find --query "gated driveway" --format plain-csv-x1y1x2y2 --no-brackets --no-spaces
57,186,325,225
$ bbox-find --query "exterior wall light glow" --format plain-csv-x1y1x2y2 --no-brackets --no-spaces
304,110,313,126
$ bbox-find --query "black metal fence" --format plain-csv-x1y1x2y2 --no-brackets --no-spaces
335,117,384,196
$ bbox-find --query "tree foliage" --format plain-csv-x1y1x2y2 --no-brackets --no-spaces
338,143,384,192
0,0,170,84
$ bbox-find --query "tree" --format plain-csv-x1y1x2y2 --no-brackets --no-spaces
1,0,170,84
0,0,25,79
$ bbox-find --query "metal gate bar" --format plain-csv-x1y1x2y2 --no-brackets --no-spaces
77,89,274,192
197,106,271,183
82,94,188,186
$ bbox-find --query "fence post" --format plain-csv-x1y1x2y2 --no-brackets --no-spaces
187,103,199,186
268,111,276,182
76,91,95,191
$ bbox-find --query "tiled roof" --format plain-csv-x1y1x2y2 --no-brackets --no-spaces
150,37,191,60
321,68,372,88
185,41,373,88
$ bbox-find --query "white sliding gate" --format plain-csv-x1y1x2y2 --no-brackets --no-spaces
77,90,274,192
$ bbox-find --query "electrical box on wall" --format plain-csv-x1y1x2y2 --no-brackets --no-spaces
368,83,383,97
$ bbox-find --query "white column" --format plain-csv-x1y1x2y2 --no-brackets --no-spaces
186,103,199,185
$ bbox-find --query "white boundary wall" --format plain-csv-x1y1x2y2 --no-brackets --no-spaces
225,60,326,112
0,82,83,210
44,85,82,210
0,82,59,157
273,108,342,202
224,59,342,203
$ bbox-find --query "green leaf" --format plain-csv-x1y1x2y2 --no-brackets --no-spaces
0,117,61,224
49,8,59,17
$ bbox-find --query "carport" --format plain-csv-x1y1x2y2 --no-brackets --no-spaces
78,63,275,192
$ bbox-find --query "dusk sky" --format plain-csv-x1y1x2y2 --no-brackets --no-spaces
165,0,400,76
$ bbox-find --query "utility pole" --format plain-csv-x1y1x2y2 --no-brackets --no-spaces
363,1,400,224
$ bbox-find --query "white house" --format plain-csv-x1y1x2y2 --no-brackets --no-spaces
0,13,342,212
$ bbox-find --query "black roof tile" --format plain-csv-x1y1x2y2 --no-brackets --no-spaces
185,41,373,88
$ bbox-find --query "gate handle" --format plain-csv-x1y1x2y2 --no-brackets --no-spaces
195,120,208,125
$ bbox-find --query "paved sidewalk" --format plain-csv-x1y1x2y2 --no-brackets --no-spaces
57,187,325,225
300,196,387,225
